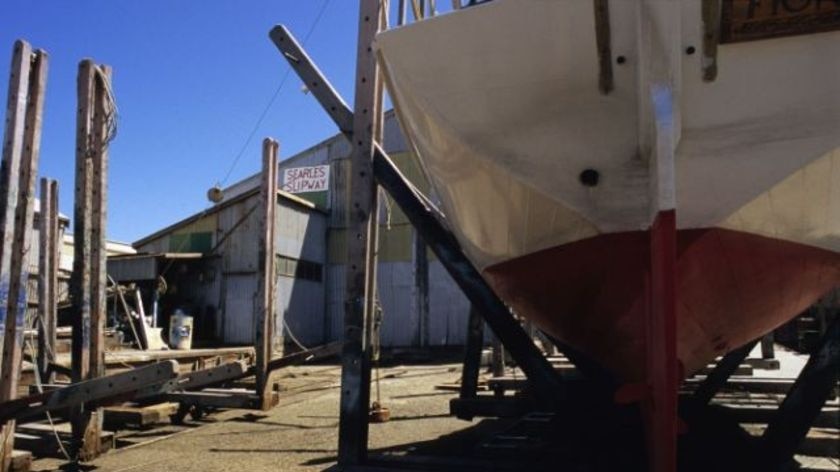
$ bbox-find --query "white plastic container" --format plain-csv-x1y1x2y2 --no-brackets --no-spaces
168,309,194,350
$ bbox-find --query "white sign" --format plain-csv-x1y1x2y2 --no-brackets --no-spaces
282,165,329,194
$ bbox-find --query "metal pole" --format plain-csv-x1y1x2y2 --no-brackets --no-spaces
0,40,47,472
336,0,386,465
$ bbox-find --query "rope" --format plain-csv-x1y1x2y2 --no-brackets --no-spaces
283,317,309,352
157,0,333,280
93,64,119,152
23,338,72,461
218,0,333,186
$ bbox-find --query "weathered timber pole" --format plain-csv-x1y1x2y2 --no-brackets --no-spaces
269,24,566,407
336,0,387,465
0,40,47,471
37,178,59,383
70,58,111,463
459,305,484,402
255,137,279,409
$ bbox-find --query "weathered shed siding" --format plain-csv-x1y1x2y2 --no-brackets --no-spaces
135,191,327,347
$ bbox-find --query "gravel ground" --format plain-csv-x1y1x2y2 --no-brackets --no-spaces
27,352,840,471
32,363,473,472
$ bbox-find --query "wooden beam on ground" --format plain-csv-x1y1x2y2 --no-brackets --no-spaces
132,361,250,402
70,58,112,463
255,138,278,410
0,361,178,424
37,178,59,384
336,0,386,465
0,40,47,472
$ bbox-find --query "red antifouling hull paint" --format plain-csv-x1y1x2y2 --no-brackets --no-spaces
647,210,678,472
483,227,840,381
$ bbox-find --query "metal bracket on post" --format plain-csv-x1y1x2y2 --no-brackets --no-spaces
0,40,48,472
269,23,567,410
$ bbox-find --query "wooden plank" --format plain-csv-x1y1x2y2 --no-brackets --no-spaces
337,0,387,465
255,138,278,409
165,390,266,410
103,402,178,429
8,450,29,472
720,0,840,43
36,178,59,384
0,42,47,472
0,361,178,424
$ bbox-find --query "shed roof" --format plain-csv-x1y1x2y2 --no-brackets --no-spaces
133,187,324,248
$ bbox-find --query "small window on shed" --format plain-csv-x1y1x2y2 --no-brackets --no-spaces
276,255,322,282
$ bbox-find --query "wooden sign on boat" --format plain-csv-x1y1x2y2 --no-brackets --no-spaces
721,0,840,43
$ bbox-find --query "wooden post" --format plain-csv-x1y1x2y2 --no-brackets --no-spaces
269,24,568,407
760,332,775,360
0,40,47,471
70,58,111,463
414,232,429,347
337,0,386,465
37,178,59,383
255,138,278,409
460,305,484,400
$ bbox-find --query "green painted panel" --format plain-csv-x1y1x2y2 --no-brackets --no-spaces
293,190,328,209
169,231,212,253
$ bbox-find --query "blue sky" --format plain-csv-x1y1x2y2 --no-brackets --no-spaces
1,1,368,242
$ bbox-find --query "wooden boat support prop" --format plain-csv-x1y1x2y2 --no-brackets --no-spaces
690,338,760,408
0,361,179,424
269,24,567,409
458,305,484,406
0,39,48,472
760,315,840,467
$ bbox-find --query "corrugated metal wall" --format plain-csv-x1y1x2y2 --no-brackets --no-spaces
133,112,470,348
136,193,328,347
283,112,471,348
